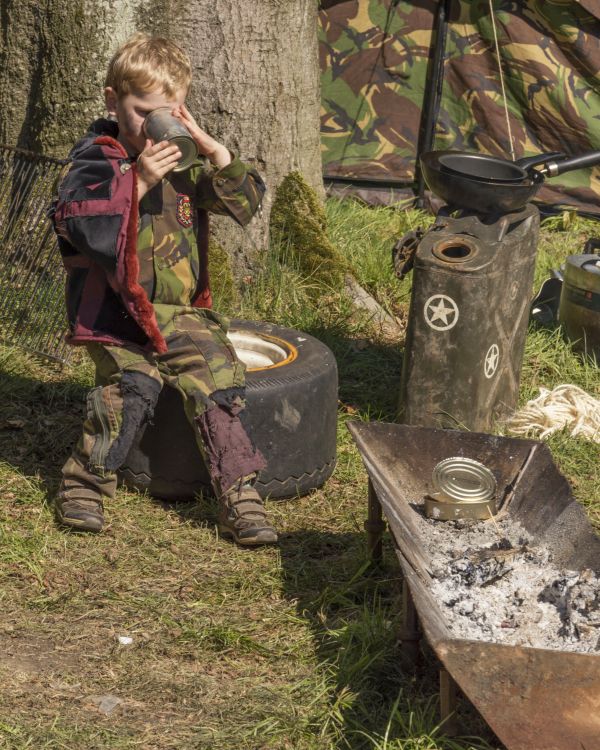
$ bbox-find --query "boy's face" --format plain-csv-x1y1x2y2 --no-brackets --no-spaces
104,86,187,155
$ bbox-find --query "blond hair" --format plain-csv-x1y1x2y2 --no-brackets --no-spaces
105,33,192,97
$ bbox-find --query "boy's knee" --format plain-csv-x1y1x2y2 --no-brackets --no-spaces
103,371,162,472
194,388,265,495
208,386,246,415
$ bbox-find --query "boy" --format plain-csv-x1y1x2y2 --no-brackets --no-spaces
51,33,277,546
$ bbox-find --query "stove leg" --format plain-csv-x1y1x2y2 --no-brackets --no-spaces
365,479,385,564
439,668,458,736
399,578,421,664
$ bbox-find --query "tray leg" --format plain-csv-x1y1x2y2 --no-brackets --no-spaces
365,479,386,564
399,578,421,664
439,668,458,736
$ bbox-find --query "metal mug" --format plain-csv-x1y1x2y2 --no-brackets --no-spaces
142,107,198,172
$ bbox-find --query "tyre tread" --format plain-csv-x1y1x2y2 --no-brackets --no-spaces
256,459,336,498
120,459,337,500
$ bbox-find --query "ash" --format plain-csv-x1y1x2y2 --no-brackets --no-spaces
412,506,600,652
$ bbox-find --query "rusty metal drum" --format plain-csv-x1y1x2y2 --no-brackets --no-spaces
142,107,198,172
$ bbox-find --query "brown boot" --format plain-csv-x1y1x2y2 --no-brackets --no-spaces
55,484,105,533
218,482,278,546
56,455,116,533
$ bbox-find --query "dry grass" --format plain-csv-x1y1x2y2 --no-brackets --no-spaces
0,201,598,749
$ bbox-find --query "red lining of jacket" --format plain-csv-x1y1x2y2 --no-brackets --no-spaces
192,209,212,309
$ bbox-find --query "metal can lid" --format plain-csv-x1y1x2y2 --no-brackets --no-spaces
432,457,497,504
170,136,198,172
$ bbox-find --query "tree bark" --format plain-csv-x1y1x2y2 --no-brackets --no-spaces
0,0,323,266
179,0,324,269
0,1,138,155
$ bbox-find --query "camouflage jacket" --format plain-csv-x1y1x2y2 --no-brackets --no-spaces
52,118,265,353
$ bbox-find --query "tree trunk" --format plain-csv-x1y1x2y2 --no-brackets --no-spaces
176,1,324,267
0,0,323,266
0,1,139,156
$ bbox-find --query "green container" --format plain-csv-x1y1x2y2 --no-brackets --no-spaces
559,254,600,360
399,204,540,431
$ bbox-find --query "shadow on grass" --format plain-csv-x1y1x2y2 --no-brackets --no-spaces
302,324,404,420
277,528,499,749
0,369,87,501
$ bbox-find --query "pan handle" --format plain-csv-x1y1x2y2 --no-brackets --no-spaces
542,150,600,177
515,152,565,171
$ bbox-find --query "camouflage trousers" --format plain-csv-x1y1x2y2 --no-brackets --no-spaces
61,304,266,505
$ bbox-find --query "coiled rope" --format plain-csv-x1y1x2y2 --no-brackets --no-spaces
506,384,600,444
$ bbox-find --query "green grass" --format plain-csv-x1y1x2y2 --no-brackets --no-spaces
0,198,598,749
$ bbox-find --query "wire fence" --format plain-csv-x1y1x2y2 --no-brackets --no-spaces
0,145,71,363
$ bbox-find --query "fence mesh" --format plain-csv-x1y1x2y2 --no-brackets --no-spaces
0,145,71,363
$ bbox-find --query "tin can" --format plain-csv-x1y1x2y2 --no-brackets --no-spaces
425,456,497,520
142,107,198,172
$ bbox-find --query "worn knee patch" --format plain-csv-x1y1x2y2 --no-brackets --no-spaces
196,387,265,496
209,386,246,415
104,371,162,472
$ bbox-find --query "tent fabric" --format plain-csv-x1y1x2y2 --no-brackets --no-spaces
319,0,600,214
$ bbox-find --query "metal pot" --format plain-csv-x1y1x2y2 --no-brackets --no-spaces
142,107,198,172
559,254,600,358
421,149,600,213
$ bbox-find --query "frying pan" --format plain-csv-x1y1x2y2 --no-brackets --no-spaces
420,149,600,213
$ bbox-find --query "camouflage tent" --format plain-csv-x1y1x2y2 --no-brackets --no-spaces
319,0,600,214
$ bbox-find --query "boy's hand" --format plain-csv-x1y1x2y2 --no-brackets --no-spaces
136,139,182,199
171,104,232,169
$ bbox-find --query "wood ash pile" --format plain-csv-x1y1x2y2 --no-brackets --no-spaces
411,505,600,652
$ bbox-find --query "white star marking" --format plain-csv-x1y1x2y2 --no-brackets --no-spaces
424,294,459,331
484,344,500,378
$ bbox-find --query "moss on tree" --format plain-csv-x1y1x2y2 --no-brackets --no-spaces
0,1,106,156
270,171,349,287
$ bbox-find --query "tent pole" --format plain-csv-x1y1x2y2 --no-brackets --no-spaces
415,0,451,207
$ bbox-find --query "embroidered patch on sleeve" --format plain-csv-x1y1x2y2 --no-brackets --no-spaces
176,194,193,228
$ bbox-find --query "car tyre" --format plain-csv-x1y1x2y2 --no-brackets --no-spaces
118,319,338,500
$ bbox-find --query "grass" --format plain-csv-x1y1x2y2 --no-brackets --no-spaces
0,198,598,749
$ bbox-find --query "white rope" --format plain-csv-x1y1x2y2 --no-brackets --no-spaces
488,0,515,161
506,384,600,444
